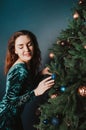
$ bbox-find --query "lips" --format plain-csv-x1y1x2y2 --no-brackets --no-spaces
24,52,32,57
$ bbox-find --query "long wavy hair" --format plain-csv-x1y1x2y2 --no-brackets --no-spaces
4,30,41,75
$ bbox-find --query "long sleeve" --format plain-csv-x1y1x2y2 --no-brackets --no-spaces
0,63,33,129
0,64,35,114
5,63,35,107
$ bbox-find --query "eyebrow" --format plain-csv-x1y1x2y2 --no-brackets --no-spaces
17,41,32,46
17,44,23,46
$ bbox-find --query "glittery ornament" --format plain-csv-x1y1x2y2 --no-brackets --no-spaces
51,73,57,80
79,0,84,4
79,0,83,4
60,41,65,46
84,45,86,49
51,117,59,126
60,86,66,92
73,11,79,19
78,86,86,97
60,40,70,46
49,52,54,59
43,119,49,125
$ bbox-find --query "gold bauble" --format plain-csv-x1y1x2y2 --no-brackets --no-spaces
73,11,79,19
78,86,86,97
79,0,84,4
49,52,54,59
61,42,65,46
84,45,86,49
79,1,82,4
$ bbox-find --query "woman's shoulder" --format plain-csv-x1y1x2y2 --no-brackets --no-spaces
7,63,28,78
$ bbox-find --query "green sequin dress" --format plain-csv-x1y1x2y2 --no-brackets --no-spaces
0,63,35,130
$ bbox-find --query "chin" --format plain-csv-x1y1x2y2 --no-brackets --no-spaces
24,57,32,62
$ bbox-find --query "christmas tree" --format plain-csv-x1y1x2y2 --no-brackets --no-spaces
35,0,86,130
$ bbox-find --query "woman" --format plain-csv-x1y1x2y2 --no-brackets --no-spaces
0,30,54,130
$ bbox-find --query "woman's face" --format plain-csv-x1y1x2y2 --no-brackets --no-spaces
15,35,34,63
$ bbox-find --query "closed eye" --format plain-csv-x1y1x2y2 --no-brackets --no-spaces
18,45,23,49
27,42,33,47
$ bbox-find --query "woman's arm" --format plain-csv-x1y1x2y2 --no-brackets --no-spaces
6,76,54,107
6,66,54,107
41,67,52,75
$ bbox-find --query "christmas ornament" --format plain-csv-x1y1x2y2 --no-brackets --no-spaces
60,40,70,46
49,52,54,59
79,0,84,4
78,86,86,97
60,41,65,46
60,86,66,92
84,45,86,49
73,11,79,19
51,73,57,80
43,119,49,125
79,0,83,4
51,117,59,126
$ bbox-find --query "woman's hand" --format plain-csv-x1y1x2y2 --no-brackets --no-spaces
34,76,54,96
41,67,52,75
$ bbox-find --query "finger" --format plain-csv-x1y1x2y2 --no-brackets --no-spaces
45,81,55,88
45,83,54,91
43,76,52,82
46,72,52,75
45,79,54,84
45,67,49,71
45,67,52,75
48,82,55,86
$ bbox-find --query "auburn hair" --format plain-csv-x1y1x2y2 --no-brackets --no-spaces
4,30,41,75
